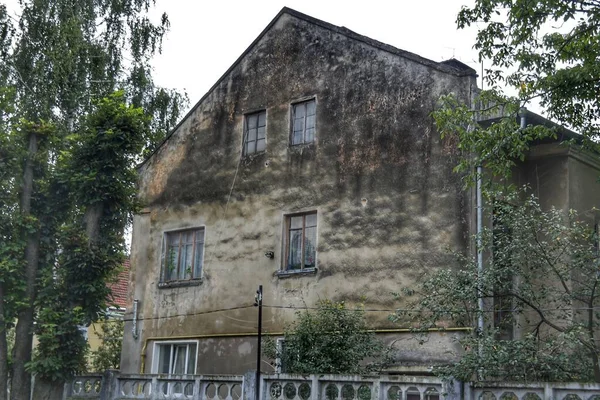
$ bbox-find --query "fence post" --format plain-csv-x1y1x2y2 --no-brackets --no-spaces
311,375,319,400
243,371,257,400
543,383,552,400
462,382,472,400
98,370,118,400
62,379,72,400
151,377,158,400
442,378,463,400
372,377,380,400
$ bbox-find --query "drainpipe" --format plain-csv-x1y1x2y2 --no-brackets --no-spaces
519,108,527,130
476,164,484,379
132,299,139,340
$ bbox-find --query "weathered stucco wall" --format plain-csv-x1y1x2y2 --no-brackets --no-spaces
121,11,477,374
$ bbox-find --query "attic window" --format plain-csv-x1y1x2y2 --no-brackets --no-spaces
291,99,316,145
243,111,266,155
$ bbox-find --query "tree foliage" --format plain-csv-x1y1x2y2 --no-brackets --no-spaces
396,90,600,382
398,186,600,382
458,0,600,141
89,319,124,372
265,300,390,375
0,1,187,398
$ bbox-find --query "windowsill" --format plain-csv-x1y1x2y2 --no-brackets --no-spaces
158,278,203,289
288,143,315,150
276,268,317,278
242,151,266,160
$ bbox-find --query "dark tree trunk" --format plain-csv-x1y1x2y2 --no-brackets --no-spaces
11,132,40,400
588,304,600,382
0,282,9,400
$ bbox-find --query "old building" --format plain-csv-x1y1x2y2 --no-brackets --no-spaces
120,7,600,375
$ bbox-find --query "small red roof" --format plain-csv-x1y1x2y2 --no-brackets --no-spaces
107,259,130,309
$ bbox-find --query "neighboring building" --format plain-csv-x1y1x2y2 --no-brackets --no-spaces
87,260,129,353
120,8,600,375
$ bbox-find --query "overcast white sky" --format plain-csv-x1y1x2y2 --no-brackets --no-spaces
149,0,483,112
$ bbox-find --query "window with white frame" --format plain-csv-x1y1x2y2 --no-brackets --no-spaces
161,228,205,283
243,111,266,155
152,341,198,395
153,342,198,375
291,99,316,145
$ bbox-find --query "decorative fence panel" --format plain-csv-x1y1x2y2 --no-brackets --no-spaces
261,374,449,400
63,371,243,400
64,371,600,400
468,381,600,400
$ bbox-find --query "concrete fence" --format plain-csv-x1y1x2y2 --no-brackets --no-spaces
63,370,600,400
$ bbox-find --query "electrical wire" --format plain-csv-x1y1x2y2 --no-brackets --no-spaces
122,304,254,322
121,302,599,323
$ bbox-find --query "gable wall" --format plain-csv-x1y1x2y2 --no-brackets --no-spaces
122,13,477,374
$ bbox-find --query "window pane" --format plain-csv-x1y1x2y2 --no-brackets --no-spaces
293,119,304,132
246,142,254,155
256,138,266,152
167,244,179,281
193,244,203,278
288,230,302,270
247,127,257,141
247,115,257,129
306,115,315,131
306,100,316,115
305,128,315,143
294,104,305,118
290,216,303,229
187,344,197,374
258,112,266,127
158,345,171,374
181,243,193,279
304,226,317,268
292,131,303,145
172,345,186,374
305,214,317,227
257,126,265,140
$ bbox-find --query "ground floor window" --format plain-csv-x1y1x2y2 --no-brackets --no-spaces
152,341,198,394
153,341,197,375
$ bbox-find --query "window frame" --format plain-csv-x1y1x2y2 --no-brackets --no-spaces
282,211,318,272
290,98,316,146
160,227,206,285
151,340,199,395
243,110,267,156
151,340,199,376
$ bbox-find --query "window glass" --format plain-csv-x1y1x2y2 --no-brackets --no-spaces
285,212,317,270
291,100,316,145
162,229,204,283
244,111,266,155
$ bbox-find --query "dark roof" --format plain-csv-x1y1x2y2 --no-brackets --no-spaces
139,7,478,169
107,259,129,309
479,109,580,143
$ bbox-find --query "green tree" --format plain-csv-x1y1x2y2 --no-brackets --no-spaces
399,187,600,382
89,319,124,372
265,300,389,375
457,0,600,141
0,1,187,399
396,92,600,383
